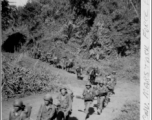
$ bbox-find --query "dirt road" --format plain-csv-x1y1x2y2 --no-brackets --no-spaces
2,65,139,120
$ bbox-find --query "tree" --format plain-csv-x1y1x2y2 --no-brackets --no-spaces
1,0,12,30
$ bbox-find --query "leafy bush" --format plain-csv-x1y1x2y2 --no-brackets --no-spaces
2,57,61,99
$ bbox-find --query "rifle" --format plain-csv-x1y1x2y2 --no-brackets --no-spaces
75,95,97,100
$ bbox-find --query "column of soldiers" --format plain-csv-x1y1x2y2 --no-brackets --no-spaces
82,71,117,119
9,71,116,120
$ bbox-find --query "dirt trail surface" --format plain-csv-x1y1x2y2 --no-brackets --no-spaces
2,65,139,120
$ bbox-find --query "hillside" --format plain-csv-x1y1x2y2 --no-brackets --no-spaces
2,0,140,120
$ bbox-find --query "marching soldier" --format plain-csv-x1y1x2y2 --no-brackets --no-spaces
9,99,24,120
20,104,32,120
9,99,32,120
95,80,109,115
76,65,83,80
65,87,74,102
106,75,115,95
82,82,94,120
56,87,72,120
104,75,115,107
37,93,56,120
111,71,117,87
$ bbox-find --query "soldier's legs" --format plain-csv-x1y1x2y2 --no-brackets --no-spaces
99,96,105,113
84,101,87,112
57,111,64,120
84,101,92,120
104,93,110,107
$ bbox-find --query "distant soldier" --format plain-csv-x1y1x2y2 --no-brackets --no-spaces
56,87,72,120
76,65,83,80
53,56,59,67
95,80,109,115
106,75,115,95
104,75,115,107
111,71,117,87
89,67,99,85
37,93,56,120
66,87,74,102
46,53,53,64
65,59,74,72
82,82,94,120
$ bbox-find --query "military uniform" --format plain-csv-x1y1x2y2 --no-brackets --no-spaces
37,104,56,120
95,81,108,114
9,100,30,120
76,66,83,80
57,88,72,120
104,76,115,107
106,76,116,95
37,94,56,120
83,82,94,119
20,105,32,120
9,110,23,120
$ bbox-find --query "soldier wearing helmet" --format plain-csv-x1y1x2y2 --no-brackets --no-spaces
82,82,94,120
56,87,72,120
20,105,32,120
104,75,116,107
9,99,25,120
106,75,115,95
95,80,109,115
111,71,117,87
37,93,56,120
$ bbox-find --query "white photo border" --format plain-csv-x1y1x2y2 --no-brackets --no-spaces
140,0,151,120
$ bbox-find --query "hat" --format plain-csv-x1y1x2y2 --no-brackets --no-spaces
44,93,53,102
13,99,24,107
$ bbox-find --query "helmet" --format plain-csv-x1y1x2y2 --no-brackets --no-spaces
86,82,91,86
44,93,53,102
99,80,104,85
60,87,67,92
95,77,102,83
106,75,111,79
13,99,24,107
112,71,116,74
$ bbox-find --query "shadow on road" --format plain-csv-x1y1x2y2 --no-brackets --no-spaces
88,107,95,115
78,107,95,115
68,116,79,120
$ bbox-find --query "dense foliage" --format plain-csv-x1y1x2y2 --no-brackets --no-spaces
2,0,140,58
1,0,140,98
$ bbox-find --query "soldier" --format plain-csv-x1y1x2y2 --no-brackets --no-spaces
56,87,72,120
106,75,115,95
9,99,24,120
76,65,83,80
82,82,94,120
37,93,56,120
95,80,109,115
65,86,74,102
20,105,32,120
111,71,117,87
104,75,115,107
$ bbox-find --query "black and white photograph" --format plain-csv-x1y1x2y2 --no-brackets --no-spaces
1,0,151,120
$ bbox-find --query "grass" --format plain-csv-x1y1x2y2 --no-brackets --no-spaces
77,55,140,83
113,100,140,120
